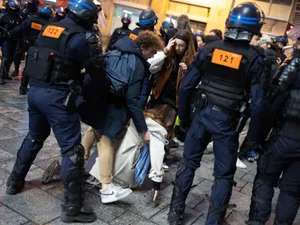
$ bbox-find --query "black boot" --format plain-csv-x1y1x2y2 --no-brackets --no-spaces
6,173,25,195
0,61,6,85
168,210,184,225
206,178,235,225
19,86,28,95
60,145,97,223
168,160,195,225
0,58,12,81
6,157,27,195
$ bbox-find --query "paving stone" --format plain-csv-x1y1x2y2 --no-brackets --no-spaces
244,162,257,175
0,169,10,186
0,103,23,114
240,182,253,197
191,214,207,225
109,211,157,225
202,154,215,161
35,145,61,162
233,178,247,192
225,211,248,225
3,111,29,123
1,97,27,105
150,206,202,225
0,148,15,163
47,218,108,225
195,166,214,182
0,159,37,173
0,186,62,224
186,181,212,209
229,191,251,215
84,192,125,223
0,127,21,140
234,169,246,179
115,189,170,219
194,197,209,214
0,135,27,155
34,156,61,170
46,183,64,201
241,173,255,183
0,203,28,225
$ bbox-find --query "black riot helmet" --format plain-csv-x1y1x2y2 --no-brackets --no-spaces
225,2,265,41
66,0,99,26
136,9,157,30
38,5,53,18
6,0,21,12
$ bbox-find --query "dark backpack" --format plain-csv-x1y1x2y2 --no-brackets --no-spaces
104,50,136,96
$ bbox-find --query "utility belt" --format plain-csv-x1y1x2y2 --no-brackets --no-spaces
194,89,250,133
30,79,83,114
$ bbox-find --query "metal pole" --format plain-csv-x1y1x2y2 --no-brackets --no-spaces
148,0,152,8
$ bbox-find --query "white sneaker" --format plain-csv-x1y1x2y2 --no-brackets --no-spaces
100,183,132,204
173,137,184,146
236,158,247,169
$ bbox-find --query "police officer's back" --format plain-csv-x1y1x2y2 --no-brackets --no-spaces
106,12,131,51
247,32,300,225
168,3,267,225
5,0,107,223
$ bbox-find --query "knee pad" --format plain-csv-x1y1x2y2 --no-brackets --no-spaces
176,158,196,178
63,144,85,167
63,145,85,195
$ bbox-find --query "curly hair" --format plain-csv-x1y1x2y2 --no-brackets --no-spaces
134,31,164,51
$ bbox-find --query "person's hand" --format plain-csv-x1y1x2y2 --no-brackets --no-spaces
142,130,150,144
164,38,176,54
179,62,188,73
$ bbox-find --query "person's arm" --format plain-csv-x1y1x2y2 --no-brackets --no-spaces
247,56,267,143
125,65,148,134
178,50,204,125
67,32,107,88
9,19,31,37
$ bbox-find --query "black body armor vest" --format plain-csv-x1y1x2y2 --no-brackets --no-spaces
25,20,86,83
198,40,262,112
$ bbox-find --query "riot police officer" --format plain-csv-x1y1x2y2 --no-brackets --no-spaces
52,7,66,22
168,3,268,225
0,0,22,84
5,0,107,223
248,30,300,225
106,12,131,51
130,9,157,38
9,5,54,94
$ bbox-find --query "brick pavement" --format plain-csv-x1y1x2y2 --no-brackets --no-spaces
0,80,299,225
